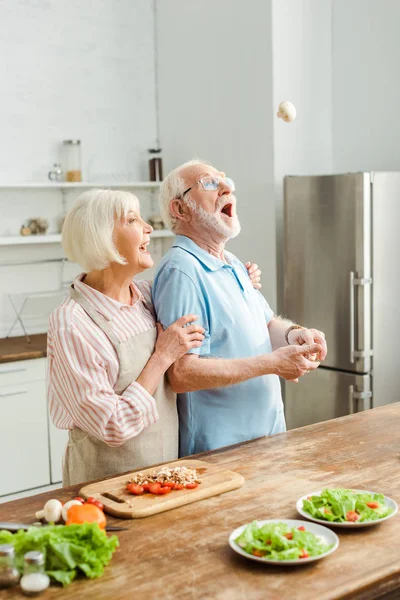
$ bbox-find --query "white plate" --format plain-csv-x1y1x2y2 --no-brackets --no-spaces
296,489,398,528
228,518,339,565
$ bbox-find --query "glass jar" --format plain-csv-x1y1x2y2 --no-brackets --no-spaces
0,544,20,589
148,148,163,181
63,139,82,182
20,551,49,596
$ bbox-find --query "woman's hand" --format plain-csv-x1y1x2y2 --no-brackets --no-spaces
155,315,205,367
245,262,262,289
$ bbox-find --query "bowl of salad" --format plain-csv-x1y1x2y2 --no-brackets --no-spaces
297,488,398,528
229,519,339,565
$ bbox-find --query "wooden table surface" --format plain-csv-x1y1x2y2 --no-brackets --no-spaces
0,333,47,363
1,403,400,600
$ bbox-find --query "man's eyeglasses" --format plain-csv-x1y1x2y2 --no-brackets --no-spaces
179,176,235,199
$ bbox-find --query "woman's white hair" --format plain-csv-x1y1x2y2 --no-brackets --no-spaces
159,158,206,231
62,188,140,272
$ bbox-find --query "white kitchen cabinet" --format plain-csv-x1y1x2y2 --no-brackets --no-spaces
0,377,50,496
48,417,68,484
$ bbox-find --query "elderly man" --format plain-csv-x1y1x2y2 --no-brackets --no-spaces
152,160,327,456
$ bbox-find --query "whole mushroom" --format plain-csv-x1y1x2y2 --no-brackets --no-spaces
277,100,297,123
35,499,63,523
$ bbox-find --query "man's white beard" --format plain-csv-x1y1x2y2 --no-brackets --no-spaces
184,195,241,240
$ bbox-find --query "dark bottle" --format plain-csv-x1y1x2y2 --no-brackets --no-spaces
148,148,163,181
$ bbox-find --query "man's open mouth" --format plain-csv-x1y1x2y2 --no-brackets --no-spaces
220,203,233,218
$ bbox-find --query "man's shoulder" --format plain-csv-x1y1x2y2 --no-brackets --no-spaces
155,246,204,281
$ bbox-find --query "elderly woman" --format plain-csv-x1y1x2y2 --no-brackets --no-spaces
48,189,261,486
47,189,206,486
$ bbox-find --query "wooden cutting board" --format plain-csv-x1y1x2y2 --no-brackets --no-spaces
79,459,245,519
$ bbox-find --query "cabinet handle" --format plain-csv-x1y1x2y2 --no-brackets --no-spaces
0,389,28,397
0,367,27,375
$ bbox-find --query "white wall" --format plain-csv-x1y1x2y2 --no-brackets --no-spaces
156,0,277,307
0,0,161,337
272,0,333,311
0,0,157,182
332,0,400,172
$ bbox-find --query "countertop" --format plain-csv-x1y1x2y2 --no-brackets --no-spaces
1,403,400,600
0,333,47,363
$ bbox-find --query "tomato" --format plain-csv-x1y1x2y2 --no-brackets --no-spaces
126,483,144,495
299,549,309,559
367,502,379,509
163,482,176,488
346,511,360,522
86,497,104,510
185,482,198,489
173,483,184,490
157,486,172,495
73,496,85,504
266,540,272,545
252,550,266,557
297,526,306,531
285,532,293,540
66,503,106,529
141,483,152,492
149,483,162,495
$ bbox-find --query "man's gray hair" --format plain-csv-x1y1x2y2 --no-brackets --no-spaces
159,158,205,231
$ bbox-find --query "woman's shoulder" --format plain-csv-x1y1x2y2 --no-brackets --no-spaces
134,279,153,303
48,294,92,334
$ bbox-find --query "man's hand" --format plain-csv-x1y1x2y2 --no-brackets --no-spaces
245,262,262,289
271,343,322,383
287,327,327,361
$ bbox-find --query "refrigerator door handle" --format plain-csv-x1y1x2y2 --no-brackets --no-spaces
348,385,373,413
349,272,373,363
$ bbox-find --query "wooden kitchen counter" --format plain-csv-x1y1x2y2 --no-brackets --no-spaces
1,403,400,600
0,333,47,363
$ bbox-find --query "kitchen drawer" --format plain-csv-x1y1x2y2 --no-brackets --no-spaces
0,378,50,496
0,358,46,388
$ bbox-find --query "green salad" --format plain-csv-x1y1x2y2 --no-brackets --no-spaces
234,521,332,561
302,488,394,523
0,523,119,587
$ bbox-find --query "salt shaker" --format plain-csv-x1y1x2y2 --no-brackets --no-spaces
0,544,20,589
20,551,50,596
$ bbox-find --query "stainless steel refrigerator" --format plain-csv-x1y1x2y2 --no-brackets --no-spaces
282,172,400,429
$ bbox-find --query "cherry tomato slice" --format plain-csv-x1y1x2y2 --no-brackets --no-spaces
142,483,153,492
73,496,85,504
149,483,162,495
174,483,184,490
126,483,144,495
157,486,172,495
346,510,360,522
297,526,306,531
185,482,198,489
285,532,293,540
367,501,379,509
163,482,176,488
299,549,309,559
252,550,266,557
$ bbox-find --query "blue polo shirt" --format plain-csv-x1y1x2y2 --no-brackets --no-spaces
152,235,285,456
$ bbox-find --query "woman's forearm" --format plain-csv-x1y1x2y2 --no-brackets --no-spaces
136,351,171,395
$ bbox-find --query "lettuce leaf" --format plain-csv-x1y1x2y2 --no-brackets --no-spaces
0,523,119,587
302,488,393,523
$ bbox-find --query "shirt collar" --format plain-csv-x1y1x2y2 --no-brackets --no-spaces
73,274,145,321
173,235,230,272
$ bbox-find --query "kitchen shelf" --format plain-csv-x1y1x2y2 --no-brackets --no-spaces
0,230,174,246
0,182,160,189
